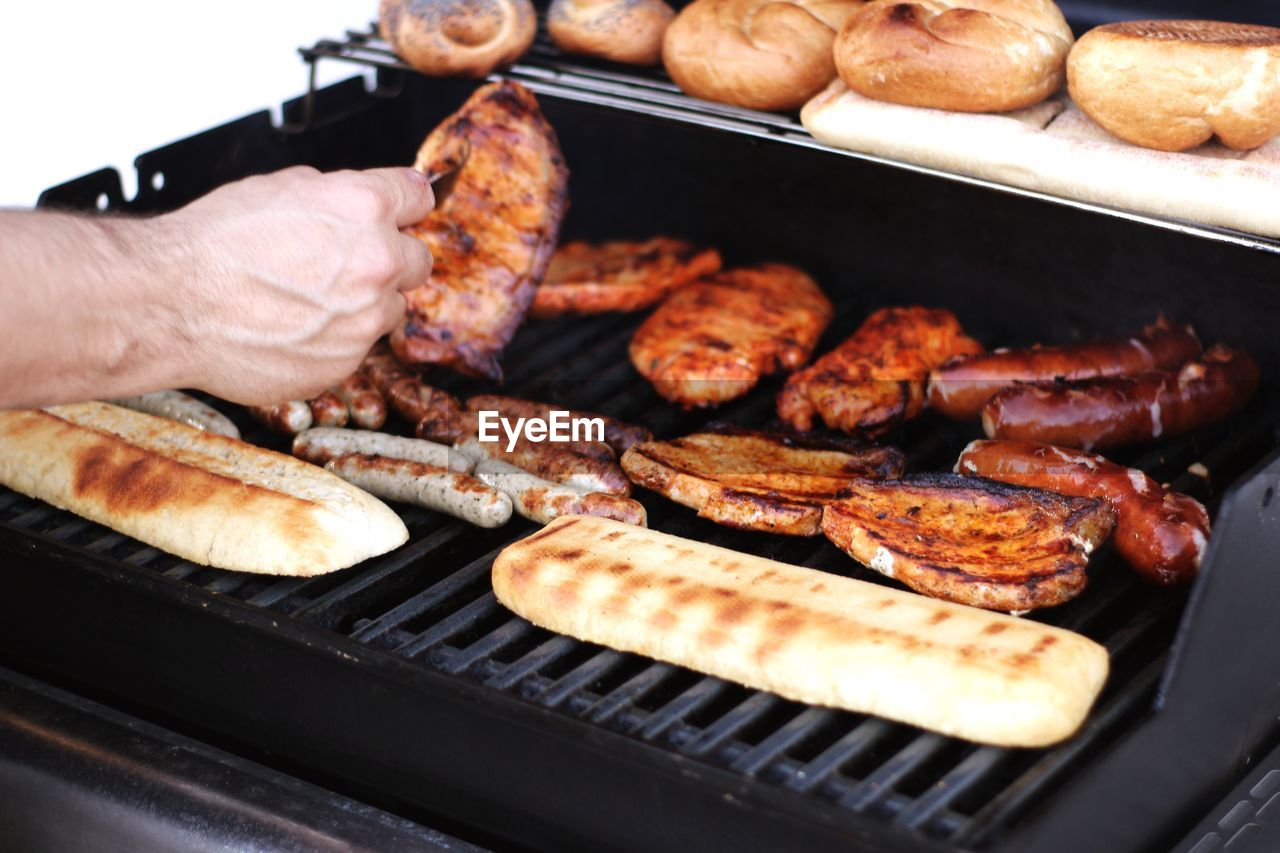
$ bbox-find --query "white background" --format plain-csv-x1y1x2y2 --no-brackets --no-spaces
0,2,371,207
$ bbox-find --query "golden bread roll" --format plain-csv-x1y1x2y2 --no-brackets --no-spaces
493,515,1110,747
834,0,1074,112
0,403,408,576
662,0,869,111
1068,20,1280,152
547,0,676,65
379,0,536,78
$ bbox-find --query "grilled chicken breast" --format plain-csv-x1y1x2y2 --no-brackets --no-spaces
629,264,833,408
530,238,722,318
392,81,570,379
822,473,1116,611
623,427,904,535
779,307,983,437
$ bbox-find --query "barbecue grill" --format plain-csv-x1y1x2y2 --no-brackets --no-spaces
5,4,1280,851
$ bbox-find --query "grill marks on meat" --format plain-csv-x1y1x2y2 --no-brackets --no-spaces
779,307,983,437
393,81,570,379
622,427,904,535
361,342,464,427
629,264,833,408
530,238,723,318
821,473,1116,611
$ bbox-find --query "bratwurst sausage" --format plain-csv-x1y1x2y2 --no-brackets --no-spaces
473,457,647,526
293,428,471,472
361,342,463,427
110,390,241,439
308,390,350,428
325,454,512,528
981,345,1259,451
466,394,651,456
248,401,313,435
928,317,1201,420
333,372,388,430
957,440,1210,585
454,436,630,496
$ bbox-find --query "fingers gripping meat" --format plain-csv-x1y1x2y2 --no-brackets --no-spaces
392,81,570,379
982,345,1259,451
629,264,832,408
361,342,464,428
928,317,1202,420
957,440,1210,585
778,307,983,437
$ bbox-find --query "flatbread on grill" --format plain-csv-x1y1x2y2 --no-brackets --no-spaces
621,427,903,535
493,515,1110,747
0,402,408,575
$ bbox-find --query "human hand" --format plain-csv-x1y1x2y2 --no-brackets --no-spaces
158,165,434,405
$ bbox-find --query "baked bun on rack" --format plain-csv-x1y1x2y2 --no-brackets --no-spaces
833,0,1074,112
663,0,868,111
1068,20,1280,152
379,0,537,78
548,0,676,65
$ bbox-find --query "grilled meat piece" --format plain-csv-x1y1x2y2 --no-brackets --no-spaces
779,307,983,437
361,342,464,427
629,263,833,408
466,394,650,456
821,473,1116,611
530,238,722,318
623,427,904,535
392,81,570,379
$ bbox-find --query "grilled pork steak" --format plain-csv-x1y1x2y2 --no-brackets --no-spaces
622,427,903,535
393,81,570,379
822,473,1116,611
629,263,832,408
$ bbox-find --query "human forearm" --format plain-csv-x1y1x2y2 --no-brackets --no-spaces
0,210,190,409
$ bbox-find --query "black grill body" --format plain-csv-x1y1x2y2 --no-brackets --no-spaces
7,58,1280,853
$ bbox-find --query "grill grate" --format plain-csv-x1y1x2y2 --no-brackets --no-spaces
3,297,1274,849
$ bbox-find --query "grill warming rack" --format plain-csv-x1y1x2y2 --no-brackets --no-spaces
295,21,1280,257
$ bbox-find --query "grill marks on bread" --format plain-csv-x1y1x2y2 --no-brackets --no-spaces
492,517,1110,745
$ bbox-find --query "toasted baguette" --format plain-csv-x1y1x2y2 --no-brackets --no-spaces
0,403,408,575
492,515,1109,747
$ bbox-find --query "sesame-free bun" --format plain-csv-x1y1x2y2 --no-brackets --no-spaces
1068,20,1280,152
547,0,676,66
833,0,1074,112
379,0,536,78
662,0,868,111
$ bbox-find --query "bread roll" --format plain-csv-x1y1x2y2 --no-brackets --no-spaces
548,0,676,65
493,515,1109,747
662,0,868,111
834,0,1073,112
1068,20,1280,152
0,403,408,576
379,0,536,78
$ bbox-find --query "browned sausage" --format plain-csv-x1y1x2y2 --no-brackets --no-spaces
473,457,647,527
309,390,350,428
928,317,1201,420
325,454,511,528
248,401,313,435
957,439,1210,585
333,372,387,430
981,345,1258,451
466,394,650,456
361,342,463,427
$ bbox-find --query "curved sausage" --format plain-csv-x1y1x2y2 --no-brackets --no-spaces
473,457,647,527
928,317,1201,420
325,454,511,528
248,401,313,436
957,439,1210,585
361,342,463,428
293,428,472,472
309,390,350,428
467,394,649,456
981,345,1258,451
333,373,387,430
110,391,241,439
